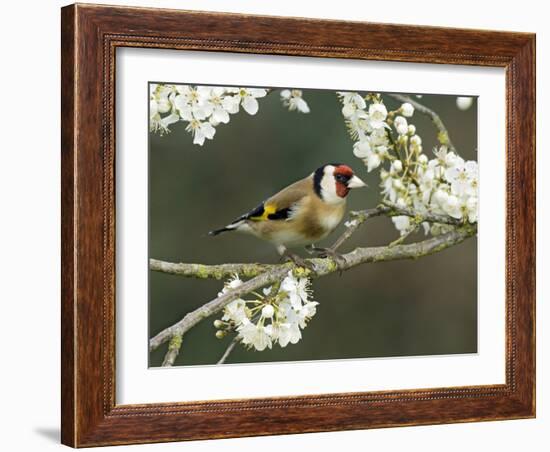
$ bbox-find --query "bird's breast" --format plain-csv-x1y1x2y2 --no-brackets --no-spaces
318,207,345,232
295,199,345,241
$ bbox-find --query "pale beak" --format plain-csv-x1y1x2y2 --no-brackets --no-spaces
347,175,368,188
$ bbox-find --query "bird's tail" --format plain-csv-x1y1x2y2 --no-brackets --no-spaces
208,220,243,236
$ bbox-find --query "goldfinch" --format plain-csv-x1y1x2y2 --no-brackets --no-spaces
209,164,367,260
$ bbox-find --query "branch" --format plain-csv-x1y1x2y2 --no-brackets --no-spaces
150,204,464,280
150,259,282,280
149,225,476,352
387,93,456,153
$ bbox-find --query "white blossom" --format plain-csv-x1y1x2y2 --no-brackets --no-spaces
202,87,232,124
366,153,382,172
394,116,408,135
338,91,479,234
214,271,318,351
445,160,478,197
220,276,248,324
392,216,411,236
274,321,302,347
344,219,359,228
175,85,212,120
396,197,407,209
338,92,367,118
368,103,388,129
230,87,268,115
172,94,194,121
222,299,248,324
442,194,462,219
237,319,272,351
150,84,177,134
185,119,216,146
150,84,306,146
281,273,311,309
222,95,240,114
339,95,392,174
280,89,310,113
465,196,478,223
353,139,371,159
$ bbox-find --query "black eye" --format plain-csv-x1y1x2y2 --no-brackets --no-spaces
335,174,349,183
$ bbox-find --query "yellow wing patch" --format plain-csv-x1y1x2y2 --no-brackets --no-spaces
250,204,277,221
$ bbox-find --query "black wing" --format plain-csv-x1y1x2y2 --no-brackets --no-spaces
235,203,292,222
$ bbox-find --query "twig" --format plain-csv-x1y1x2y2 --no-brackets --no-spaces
331,206,388,251
149,225,476,352
388,226,418,247
387,93,456,153
217,336,239,365
162,334,182,366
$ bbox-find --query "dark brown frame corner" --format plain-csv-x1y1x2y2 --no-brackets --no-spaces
61,3,536,447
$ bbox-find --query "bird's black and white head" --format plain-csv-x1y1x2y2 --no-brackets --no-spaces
313,163,367,204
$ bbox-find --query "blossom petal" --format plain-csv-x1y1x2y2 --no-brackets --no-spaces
242,96,259,115
248,88,267,98
201,122,216,139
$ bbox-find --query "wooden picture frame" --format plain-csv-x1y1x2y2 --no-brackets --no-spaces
61,3,536,447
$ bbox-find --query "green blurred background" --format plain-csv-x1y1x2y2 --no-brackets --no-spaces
148,87,478,367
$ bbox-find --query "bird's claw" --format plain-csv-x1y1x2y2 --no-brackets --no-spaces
283,252,315,272
312,247,347,276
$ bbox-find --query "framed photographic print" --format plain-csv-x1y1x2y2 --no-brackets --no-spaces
61,3,536,447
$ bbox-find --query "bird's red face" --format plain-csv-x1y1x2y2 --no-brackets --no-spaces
314,163,367,203
332,164,367,198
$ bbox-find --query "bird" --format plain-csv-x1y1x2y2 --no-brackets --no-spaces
209,163,367,266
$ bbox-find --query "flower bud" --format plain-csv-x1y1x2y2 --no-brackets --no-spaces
408,124,416,135
456,96,473,111
392,160,403,173
400,102,414,117
410,135,422,146
261,304,275,318
215,330,227,339
213,319,225,329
